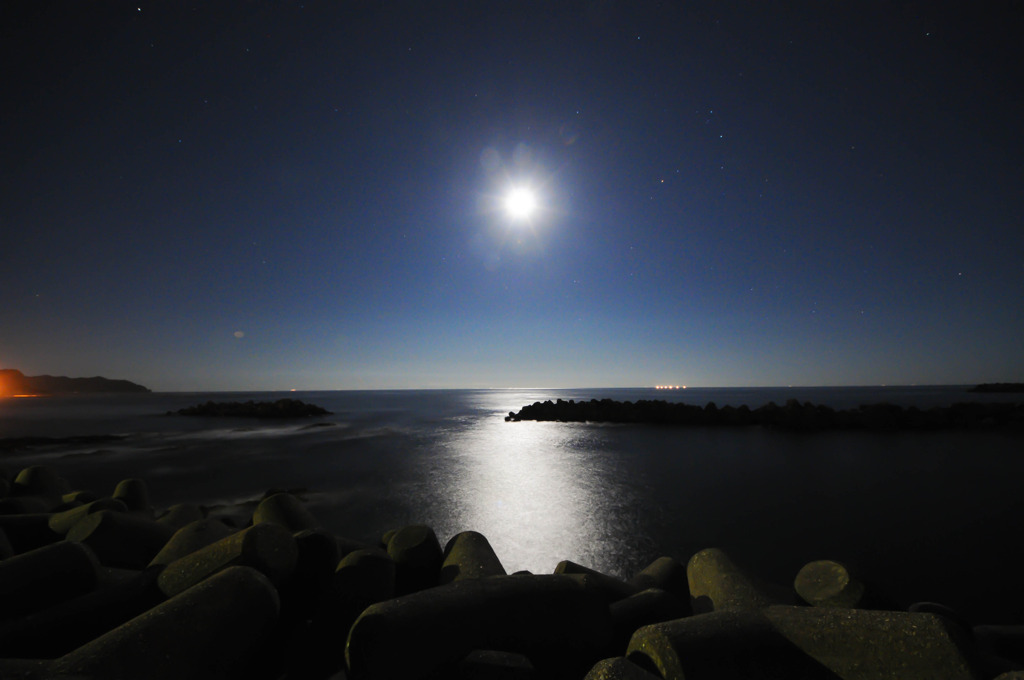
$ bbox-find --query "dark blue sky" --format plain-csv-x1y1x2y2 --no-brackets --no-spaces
3,2,1022,391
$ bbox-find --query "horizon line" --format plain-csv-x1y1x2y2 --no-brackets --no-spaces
144,382,984,394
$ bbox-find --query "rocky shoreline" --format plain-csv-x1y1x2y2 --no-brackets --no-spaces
506,398,1024,431
1,466,1023,678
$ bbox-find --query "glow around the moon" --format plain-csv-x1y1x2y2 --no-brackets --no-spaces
504,187,537,220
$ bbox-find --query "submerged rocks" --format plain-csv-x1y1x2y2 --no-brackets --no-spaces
506,397,1024,430
0,463,1020,678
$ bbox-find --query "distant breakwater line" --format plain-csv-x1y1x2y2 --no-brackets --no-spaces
2,465,1023,679
969,382,1024,393
167,398,332,419
506,398,1024,431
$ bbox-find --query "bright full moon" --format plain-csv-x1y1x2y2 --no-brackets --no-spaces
504,187,537,220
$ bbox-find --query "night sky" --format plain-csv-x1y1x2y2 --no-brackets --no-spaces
3,2,1023,391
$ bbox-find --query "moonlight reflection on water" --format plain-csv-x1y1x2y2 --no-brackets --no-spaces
423,415,651,576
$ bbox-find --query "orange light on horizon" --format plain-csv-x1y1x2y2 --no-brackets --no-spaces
2,374,39,398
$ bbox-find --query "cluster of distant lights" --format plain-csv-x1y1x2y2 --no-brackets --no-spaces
654,385,686,390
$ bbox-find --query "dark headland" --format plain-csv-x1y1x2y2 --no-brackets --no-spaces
0,369,150,396
506,397,1024,430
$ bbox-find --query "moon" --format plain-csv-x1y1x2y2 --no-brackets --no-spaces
503,187,537,220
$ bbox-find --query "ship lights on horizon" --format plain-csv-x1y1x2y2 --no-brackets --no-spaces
654,385,685,390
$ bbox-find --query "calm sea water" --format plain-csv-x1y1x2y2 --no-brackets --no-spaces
2,386,1022,622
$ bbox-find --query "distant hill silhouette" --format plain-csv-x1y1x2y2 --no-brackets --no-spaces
0,368,150,395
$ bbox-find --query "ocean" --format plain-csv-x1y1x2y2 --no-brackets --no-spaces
2,385,1022,623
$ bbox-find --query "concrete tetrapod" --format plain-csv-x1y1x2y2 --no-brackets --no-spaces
386,524,442,594
327,547,397,637
686,547,784,613
585,656,663,680
252,492,319,532
156,503,205,530
157,522,298,597
628,556,690,600
111,478,153,515
440,530,507,583
0,565,163,658
62,490,98,505
47,498,128,536
0,513,61,553
345,574,612,680
0,527,12,560
65,509,175,570
973,624,1024,677
626,606,984,680
794,559,866,608
456,650,535,679
148,517,237,568
555,560,640,603
12,466,64,505
609,588,689,652
0,541,101,619
111,477,153,516
765,605,983,679
908,601,973,632
52,566,280,680
279,528,341,619
284,547,397,680
0,495,55,514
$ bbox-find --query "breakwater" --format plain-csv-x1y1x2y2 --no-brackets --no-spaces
506,398,1024,430
1,465,1023,679
969,383,1024,393
168,398,332,418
